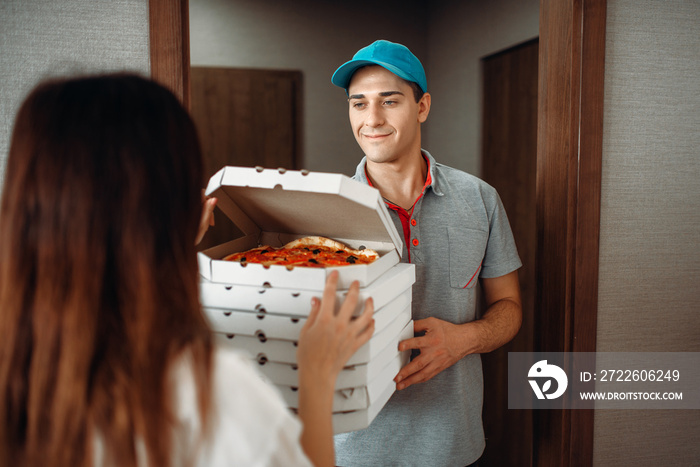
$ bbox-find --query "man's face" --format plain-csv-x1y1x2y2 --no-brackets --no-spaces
347,66,430,165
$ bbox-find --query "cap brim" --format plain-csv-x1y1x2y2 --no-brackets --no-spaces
331,59,420,92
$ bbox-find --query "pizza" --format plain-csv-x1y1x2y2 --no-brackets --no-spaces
223,236,379,268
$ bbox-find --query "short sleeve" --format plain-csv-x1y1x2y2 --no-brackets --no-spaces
480,189,522,278
172,347,313,467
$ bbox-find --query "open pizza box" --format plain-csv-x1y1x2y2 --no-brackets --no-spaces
203,287,411,341
212,303,411,366
242,320,414,390
198,166,404,291
199,262,414,318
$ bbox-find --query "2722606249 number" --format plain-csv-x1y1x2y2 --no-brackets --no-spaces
599,369,680,382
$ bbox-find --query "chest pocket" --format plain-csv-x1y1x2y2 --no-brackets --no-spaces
447,227,488,289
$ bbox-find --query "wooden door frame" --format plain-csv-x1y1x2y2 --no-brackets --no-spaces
148,0,606,465
534,1,606,465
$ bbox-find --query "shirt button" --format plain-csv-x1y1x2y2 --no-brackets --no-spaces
412,238,419,247
410,219,417,226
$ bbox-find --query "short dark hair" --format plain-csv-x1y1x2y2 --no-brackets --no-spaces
405,80,425,103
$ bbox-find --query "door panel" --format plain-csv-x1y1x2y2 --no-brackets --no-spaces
480,38,538,467
190,67,302,250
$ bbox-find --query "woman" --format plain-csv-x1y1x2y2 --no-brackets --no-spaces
0,74,374,466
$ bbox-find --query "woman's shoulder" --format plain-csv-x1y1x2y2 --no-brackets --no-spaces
170,346,311,466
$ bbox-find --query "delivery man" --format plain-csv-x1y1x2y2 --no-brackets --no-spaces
330,39,523,467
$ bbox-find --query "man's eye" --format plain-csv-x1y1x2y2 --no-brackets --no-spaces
352,102,366,109
384,100,397,106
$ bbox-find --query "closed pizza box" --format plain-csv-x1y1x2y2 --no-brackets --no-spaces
246,320,414,390
203,287,411,341
199,262,414,318
276,340,407,412
198,166,404,291
331,377,397,434
213,303,411,366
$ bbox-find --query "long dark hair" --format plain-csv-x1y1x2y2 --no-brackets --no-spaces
0,74,213,466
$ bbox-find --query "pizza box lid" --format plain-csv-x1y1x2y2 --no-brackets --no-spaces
198,166,404,290
331,374,397,434
212,304,411,366
232,320,414,390
274,346,406,413
202,287,411,341
199,262,415,318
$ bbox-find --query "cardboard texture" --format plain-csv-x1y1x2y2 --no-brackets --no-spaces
331,378,397,434
199,262,415,318
240,320,414,390
198,166,404,290
202,287,412,340
213,304,412,366
275,339,407,412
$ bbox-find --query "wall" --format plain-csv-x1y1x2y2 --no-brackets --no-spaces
425,0,539,175
594,0,700,464
189,0,427,176
189,0,539,177
0,0,151,190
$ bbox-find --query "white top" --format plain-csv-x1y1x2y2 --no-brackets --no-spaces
94,346,313,467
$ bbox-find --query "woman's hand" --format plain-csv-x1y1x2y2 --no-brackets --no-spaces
195,195,217,246
297,271,375,385
296,271,374,467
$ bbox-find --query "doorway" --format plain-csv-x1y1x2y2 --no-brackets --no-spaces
189,66,303,250
479,38,539,467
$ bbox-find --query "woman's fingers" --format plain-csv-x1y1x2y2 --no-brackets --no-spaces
318,271,340,318
303,296,322,330
337,280,360,321
195,196,217,245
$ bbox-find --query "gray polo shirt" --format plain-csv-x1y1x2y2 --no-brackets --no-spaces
334,150,522,467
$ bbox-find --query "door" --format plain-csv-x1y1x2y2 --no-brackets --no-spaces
190,67,303,250
479,38,539,467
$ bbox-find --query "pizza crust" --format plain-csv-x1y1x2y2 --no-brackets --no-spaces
283,236,379,260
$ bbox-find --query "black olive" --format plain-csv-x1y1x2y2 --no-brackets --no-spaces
240,257,246,262
303,247,310,251
261,250,270,254
308,258,319,264
335,250,344,254
346,255,357,264
312,249,321,254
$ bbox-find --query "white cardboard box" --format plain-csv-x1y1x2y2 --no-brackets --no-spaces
200,262,415,318
213,304,411,366
198,167,404,291
203,287,411,341
248,320,414,390
331,377,397,434
275,341,409,412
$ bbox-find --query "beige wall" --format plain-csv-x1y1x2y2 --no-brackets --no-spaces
189,0,427,177
0,0,151,189
594,0,700,464
426,0,539,175
189,0,539,177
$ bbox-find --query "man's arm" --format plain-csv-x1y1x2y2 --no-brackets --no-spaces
394,270,522,390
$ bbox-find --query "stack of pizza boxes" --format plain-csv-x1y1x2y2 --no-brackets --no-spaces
197,166,415,434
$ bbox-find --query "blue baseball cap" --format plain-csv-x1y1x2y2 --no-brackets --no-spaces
331,40,427,93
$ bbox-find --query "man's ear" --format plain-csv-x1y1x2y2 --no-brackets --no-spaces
418,92,431,123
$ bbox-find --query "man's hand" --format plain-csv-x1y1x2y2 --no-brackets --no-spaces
394,317,473,390
394,270,522,391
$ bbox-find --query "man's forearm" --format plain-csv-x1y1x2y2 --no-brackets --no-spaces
463,297,522,355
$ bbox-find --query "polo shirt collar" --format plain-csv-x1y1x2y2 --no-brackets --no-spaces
353,149,445,197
